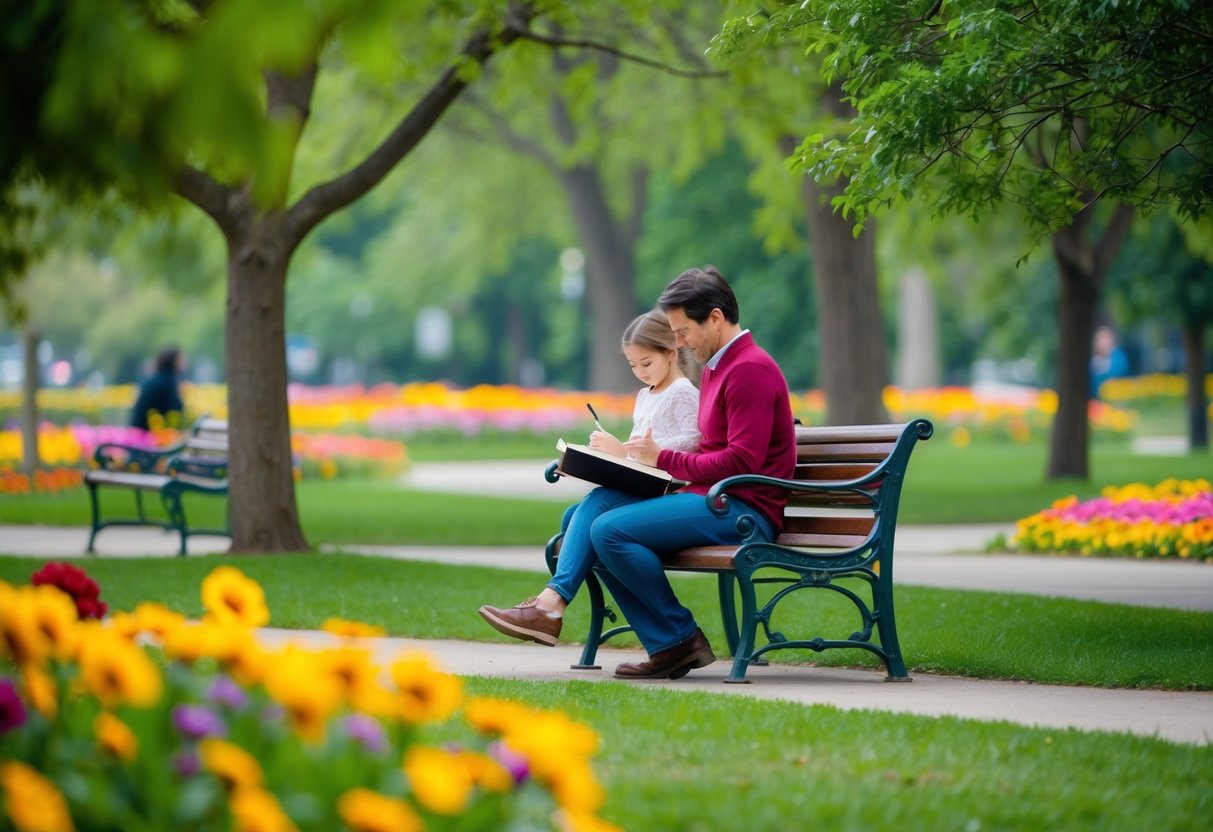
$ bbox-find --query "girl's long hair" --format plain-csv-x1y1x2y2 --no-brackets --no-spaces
622,310,702,387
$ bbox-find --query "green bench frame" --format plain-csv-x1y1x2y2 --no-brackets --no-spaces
544,419,933,683
85,418,230,557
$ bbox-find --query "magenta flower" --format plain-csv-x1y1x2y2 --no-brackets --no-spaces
0,678,26,733
489,740,530,785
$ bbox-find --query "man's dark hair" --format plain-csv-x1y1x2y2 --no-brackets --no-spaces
154,347,181,375
657,265,739,324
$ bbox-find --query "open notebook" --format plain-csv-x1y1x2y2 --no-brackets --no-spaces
554,439,687,498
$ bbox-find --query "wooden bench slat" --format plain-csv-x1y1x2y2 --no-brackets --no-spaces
793,462,881,481
797,441,896,462
84,471,171,489
794,423,907,443
781,515,875,536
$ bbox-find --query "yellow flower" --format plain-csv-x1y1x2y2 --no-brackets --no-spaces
337,788,423,832
0,761,75,832
321,617,386,639
458,750,512,793
27,586,80,659
199,739,263,793
162,621,253,667
78,630,162,709
402,745,473,815
230,787,299,832
556,810,624,832
21,665,58,719
130,602,187,642
263,648,342,743
94,712,138,761
0,586,50,666
390,651,462,724
464,697,533,736
318,645,379,703
201,566,270,628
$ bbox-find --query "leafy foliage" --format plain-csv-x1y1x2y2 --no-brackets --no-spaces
716,0,1213,230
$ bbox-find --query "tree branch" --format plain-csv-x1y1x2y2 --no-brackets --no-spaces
514,28,727,79
174,166,242,239
284,3,537,246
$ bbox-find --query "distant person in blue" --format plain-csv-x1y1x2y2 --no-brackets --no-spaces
131,346,185,430
1090,325,1129,399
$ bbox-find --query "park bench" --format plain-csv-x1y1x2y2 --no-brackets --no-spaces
544,419,933,683
85,417,230,557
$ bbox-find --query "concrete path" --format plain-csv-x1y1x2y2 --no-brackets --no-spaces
3,455,1211,747
255,629,1213,747
6,522,1211,613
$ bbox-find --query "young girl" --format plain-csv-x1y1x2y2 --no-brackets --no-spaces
478,309,701,646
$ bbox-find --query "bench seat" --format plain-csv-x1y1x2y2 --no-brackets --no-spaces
544,418,933,683
85,418,230,556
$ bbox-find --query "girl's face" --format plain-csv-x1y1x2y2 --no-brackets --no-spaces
624,344,678,390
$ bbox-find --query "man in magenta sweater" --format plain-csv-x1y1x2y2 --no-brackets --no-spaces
594,265,797,679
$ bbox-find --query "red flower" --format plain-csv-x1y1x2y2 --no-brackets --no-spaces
31,561,108,620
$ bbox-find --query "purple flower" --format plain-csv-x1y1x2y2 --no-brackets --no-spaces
341,714,387,755
173,749,200,778
172,705,227,740
206,675,249,711
0,679,27,733
489,741,529,785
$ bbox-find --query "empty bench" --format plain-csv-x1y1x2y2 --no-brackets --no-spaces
85,418,230,556
544,419,933,683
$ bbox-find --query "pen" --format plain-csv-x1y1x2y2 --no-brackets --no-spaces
586,403,606,433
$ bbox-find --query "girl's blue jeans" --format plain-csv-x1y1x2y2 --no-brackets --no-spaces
546,487,774,656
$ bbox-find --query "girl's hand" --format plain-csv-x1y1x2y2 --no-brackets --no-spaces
589,430,626,457
623,428,660,466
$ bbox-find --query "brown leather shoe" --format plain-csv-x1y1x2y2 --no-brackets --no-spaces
613,628,715,680
478,598,562,646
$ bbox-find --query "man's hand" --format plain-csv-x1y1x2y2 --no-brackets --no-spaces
623,428,660,466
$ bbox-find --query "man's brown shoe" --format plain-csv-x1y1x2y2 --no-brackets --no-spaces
613,628,715,680
478,598,562,646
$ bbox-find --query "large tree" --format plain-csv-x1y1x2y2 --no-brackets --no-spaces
723,0,1212,476
8,0,679,552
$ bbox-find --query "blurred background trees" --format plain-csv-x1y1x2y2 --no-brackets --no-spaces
1,0,1210,547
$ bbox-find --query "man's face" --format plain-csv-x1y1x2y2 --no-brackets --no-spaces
666,307,718,363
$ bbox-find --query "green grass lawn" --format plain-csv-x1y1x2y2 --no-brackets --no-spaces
469,677,1209,831
2,553,1208,691
2,441,1210,544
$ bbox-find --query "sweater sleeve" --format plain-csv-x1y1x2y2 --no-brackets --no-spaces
658,362,782,485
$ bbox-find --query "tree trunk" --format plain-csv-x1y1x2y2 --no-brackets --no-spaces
560,164,638,393
1181,321,1209,451
792,86,890,425
896,267,941,390
1046,202,1134,480
224,219,309,553
20,325,40,475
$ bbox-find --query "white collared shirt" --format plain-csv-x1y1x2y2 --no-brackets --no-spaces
706,329,750,370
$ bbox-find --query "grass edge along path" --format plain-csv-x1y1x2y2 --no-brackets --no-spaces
467,677,1209,831
1,553,1209,692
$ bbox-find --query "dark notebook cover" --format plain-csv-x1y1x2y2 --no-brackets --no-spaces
554,439,685,498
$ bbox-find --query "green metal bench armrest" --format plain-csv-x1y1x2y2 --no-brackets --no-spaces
93,441,187,473
167,456,228,480
544,459,561,483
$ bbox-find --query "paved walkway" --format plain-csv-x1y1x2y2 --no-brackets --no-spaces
2,521,1211,745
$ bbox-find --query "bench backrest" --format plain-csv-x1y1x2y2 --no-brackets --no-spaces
182,419,229,458
775,421,930,552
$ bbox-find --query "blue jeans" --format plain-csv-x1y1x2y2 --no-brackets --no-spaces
546,487,650,603
588,490,774,655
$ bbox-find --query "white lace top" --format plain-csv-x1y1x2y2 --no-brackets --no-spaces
629,376,701,453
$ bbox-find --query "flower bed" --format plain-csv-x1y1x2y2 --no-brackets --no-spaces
1014,479,1213,562
1,564,618,831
